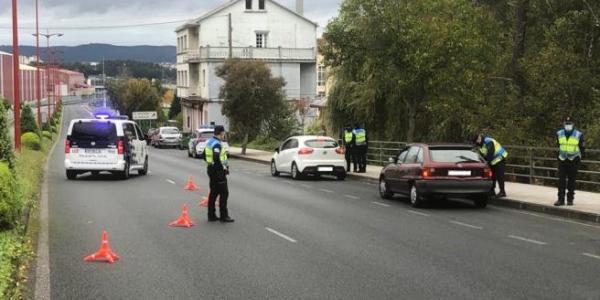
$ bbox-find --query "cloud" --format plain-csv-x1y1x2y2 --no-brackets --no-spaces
0,0,340,46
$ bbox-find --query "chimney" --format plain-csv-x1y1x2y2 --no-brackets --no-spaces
296,0,304,15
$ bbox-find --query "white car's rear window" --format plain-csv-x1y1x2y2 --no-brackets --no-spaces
305,139,338,148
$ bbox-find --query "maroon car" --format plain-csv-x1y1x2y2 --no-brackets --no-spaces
379,143,493,208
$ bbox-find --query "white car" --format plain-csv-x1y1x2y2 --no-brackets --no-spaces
188,128,230,159
271,136,346,180
154,127,182,149
64,118,149,180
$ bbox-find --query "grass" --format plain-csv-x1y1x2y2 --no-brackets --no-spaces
0,121,59,299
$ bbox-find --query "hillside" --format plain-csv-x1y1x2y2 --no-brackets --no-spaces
0,43,176,63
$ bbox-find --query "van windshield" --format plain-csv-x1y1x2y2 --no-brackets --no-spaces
161,128,179,134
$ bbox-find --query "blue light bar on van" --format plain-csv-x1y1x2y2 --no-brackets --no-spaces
95,114,110,120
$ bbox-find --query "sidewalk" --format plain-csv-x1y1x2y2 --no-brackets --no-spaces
228,146,600,223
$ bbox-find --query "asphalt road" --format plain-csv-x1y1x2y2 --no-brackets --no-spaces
45,103,600,299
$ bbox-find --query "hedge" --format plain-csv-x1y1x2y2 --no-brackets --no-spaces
21,133,41,151
41,131,52,140
0,163,18,229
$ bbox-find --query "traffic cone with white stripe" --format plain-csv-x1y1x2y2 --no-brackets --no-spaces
169,204,195,228
199,190,219,208
183,176,199,191
84,230,120,264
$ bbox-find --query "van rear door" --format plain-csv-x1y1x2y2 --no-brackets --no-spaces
67,121,119,164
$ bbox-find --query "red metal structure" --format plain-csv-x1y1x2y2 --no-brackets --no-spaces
35,0,42,126
12,0,21,151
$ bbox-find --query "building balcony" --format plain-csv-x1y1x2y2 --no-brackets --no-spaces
180,46,316,63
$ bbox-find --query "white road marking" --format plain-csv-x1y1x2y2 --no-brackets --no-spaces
493,207,600,230
508,235,547,245
266,227,297,243
582,253,600,260
345,195,359,200
372,201,391,207
319,188,334,193
166,179,176,185
450,220,483,230
408,210,430,217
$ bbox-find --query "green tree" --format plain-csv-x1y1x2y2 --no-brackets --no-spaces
0,101,13,168
20,104,38,135
107,78,162,120
216,59,292,154
168,92,181,119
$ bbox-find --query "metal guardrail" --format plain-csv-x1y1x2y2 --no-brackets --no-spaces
366,141,600,190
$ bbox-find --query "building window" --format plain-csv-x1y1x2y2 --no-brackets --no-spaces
187,116,190,128
256,33,267,48
246,0,252,9
259,0,265,10
317,64,326,87
202,69,206,87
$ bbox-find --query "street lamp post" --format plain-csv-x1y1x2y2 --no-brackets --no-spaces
34,0,42,127
12,0,21,152
36,31,63,118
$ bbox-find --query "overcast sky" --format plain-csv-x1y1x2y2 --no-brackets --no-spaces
0,0,341,46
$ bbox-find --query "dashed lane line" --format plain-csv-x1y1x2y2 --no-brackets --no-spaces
508,235,547,246
450,220,483,230
372,201,391,207
582,253,600,260
408,210,430,217
319,188,334,193
493,207,600,230
166,179,176,185
345,195,359,200
266,227,297,243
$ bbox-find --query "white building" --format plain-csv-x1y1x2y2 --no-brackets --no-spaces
175,0,317,132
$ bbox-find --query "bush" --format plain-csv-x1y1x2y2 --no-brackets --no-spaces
20,105,38,135
0,162,18,229
21,133,41,151
0,102,13,167
42,131,52,140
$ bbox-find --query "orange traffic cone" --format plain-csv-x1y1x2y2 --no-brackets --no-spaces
84,230,120,264
183,176,199,191
199,190,219,208
169,204,195,228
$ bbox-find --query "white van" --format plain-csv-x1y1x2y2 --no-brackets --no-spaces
64,118,149,180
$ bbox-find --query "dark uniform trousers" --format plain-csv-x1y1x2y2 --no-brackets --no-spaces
558,158,580,202
355,145,367,171
345,147,354,171
207,166,229,217
491,160,506,193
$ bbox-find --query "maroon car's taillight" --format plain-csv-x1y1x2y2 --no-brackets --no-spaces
484,168,493,179
421,167,435,178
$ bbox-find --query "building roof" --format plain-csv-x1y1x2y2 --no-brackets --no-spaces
58,69,85,76
176,0,318,31
19,64,38,71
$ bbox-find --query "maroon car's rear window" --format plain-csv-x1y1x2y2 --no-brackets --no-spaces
429,149,483,163
305,139,338,148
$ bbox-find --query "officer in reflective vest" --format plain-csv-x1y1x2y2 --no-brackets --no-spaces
474,134,508,198
353,123,368,173
555,117,585,206
343,125,356,172
204,126,234,222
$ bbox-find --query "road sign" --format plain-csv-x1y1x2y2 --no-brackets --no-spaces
132,111,158,120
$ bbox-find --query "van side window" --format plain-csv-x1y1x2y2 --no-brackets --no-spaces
123,123,136,141
134,125,144,140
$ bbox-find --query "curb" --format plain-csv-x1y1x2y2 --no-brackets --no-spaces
230,153,600,224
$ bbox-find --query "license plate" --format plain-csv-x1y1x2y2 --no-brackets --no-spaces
449,170,471,176
85,149,103,154
318,167,334,172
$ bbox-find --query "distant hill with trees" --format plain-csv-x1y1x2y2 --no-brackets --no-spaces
60,60,176,83
0,43,175,63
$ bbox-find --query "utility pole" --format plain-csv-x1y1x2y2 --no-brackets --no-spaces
102,58,106,108
39,30,63,118
12,0,21,151
228,13,232,59
35,0,42,126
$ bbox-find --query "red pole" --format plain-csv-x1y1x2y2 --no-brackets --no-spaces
12,0,21,152
46,34,52,118
35,0,42,126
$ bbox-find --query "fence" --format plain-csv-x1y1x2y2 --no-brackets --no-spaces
366,141,600,191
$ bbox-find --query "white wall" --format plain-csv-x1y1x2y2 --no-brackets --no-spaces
206,102,229,129
300,63,316,99
199,0,317,49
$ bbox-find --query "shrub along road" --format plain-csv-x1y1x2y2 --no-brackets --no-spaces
38,103,600,299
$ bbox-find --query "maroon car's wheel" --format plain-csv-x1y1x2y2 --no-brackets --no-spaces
474,193,489,208
379,177,393,199
410,185,425,208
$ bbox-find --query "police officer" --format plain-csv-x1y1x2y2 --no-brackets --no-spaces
343,125,356,172
204,126,234,222
474,134,508,198
555,117,585,206
353,123,368,173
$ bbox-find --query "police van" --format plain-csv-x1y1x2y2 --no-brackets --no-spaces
64,116,149,180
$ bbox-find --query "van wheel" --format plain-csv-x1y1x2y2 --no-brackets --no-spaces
336,172,346,181
188,149,192,157
410,184,425,208
291,162,302,180
138,157,148,176
66,170,77,180
379,177,393,199
120,162,130,180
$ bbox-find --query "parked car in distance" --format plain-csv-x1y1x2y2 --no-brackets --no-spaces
271,136,346,180
154,127,182,149
188,128,215,158
379,144,493,208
